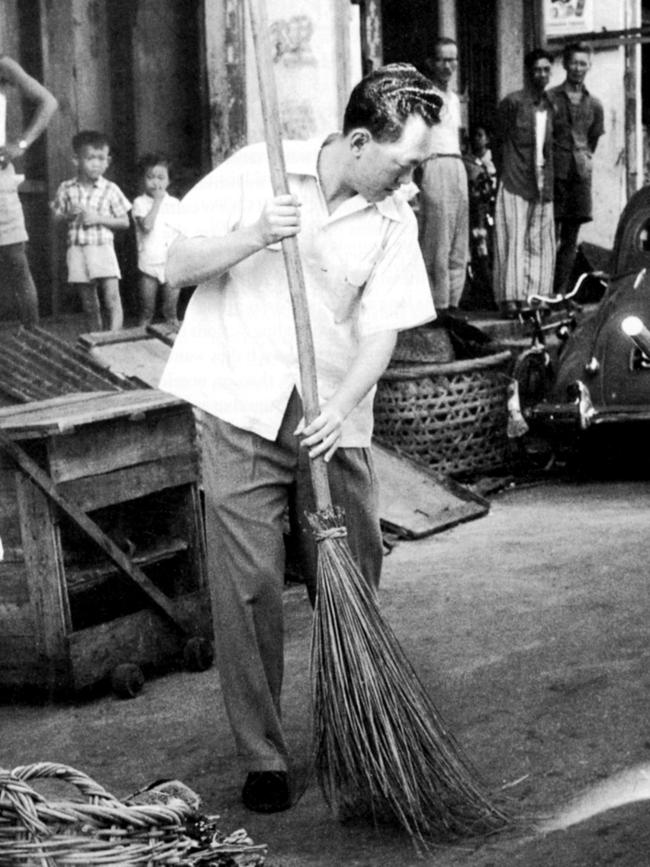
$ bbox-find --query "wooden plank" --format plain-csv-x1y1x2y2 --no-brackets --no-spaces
57,453,199,511
0,465,21,546
84,339,171,389
0,601,34,636
66,538,189,594
68,591,211,690
0,561,30,606
47,406,196,482
2,432,191,634
146,324,178,347
374,442,489,540
79,327,150,347
14,468,71,691
0,329,125,395
0,390,183,437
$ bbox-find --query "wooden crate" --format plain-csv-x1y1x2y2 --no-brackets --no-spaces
0,390,210,696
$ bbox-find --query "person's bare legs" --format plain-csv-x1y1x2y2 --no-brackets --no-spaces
137,272,158,326
76,282,102,332
0,242,40,326
160,281,180,325
99,277,123,331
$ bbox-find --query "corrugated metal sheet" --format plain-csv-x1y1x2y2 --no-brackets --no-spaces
0,327,137,404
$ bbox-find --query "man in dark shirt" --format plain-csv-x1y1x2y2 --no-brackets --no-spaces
493,48,555,317
548,42,604,295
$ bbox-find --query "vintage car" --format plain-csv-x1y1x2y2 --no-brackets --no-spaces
524,186,650,456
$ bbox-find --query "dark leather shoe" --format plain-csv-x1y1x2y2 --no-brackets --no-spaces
242,771,291,813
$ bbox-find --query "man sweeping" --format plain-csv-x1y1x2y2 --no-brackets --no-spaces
160,64,441,814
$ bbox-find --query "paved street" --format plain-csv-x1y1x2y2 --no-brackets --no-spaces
1,475,649,865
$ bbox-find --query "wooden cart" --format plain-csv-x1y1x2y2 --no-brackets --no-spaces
0,390,211,697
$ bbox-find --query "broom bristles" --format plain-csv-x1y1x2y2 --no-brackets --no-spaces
309,506,509,844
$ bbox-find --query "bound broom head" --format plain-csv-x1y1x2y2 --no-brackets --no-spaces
308,506,510,846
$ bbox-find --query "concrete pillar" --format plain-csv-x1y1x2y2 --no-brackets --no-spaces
437,0,457,42
496,0,525,100
436,0,458,91
624,0,643,196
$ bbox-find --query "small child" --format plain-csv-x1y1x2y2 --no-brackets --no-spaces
132,152,181,326
51,130,130,332
469,125,497,190
463,126,498,310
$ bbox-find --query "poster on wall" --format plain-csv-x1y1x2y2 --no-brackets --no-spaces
544,0,593,38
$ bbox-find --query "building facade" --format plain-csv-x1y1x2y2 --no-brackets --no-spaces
0,0,647,317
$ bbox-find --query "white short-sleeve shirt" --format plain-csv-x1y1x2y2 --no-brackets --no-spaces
132,192,181,273
160,139,435,446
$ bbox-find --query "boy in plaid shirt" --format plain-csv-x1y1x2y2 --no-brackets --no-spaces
52,130,131,331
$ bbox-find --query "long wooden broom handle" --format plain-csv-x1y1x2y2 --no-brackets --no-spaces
247,0,332,511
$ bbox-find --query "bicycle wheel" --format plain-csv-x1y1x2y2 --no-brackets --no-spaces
514,348,553,412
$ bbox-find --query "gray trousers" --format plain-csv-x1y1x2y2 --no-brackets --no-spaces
419,155,469,309
200,389,383,772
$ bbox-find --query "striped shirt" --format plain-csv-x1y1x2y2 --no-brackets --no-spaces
52,176,131,246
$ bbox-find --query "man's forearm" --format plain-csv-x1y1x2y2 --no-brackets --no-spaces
166,226,266,289
327,330,398,419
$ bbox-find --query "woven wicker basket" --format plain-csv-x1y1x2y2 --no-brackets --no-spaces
374,350,513,477
0,762,266,866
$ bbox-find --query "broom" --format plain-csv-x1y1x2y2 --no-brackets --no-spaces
247,0,509,844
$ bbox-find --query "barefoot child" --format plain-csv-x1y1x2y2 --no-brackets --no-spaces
52,130,131,332
132,153,181,326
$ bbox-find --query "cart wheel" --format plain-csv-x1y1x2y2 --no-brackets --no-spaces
110,663,145,699
183,637,214,672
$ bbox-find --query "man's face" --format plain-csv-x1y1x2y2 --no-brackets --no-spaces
350,114,434,203
565,50,591,86
530,58,552,95
430,43,458,88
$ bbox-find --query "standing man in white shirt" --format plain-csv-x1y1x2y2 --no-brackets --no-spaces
160,64,441,815
417,38,469,315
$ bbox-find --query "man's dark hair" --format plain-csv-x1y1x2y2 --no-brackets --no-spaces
137,151,172,176
343,63,442,143
72,130,110,154
562,41,592,66
524,48,554,72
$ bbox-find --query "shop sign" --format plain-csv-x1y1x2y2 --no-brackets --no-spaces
544,0,593,38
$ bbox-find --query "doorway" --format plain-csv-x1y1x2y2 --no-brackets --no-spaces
456,0,498,138
381,0,438,71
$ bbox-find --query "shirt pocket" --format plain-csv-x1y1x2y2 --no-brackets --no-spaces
322,221,389,323
332,265,374,323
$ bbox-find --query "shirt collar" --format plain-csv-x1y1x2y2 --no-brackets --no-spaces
559,81,591,98
73,175,107,190
282,137,403,223
524,87,553,108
